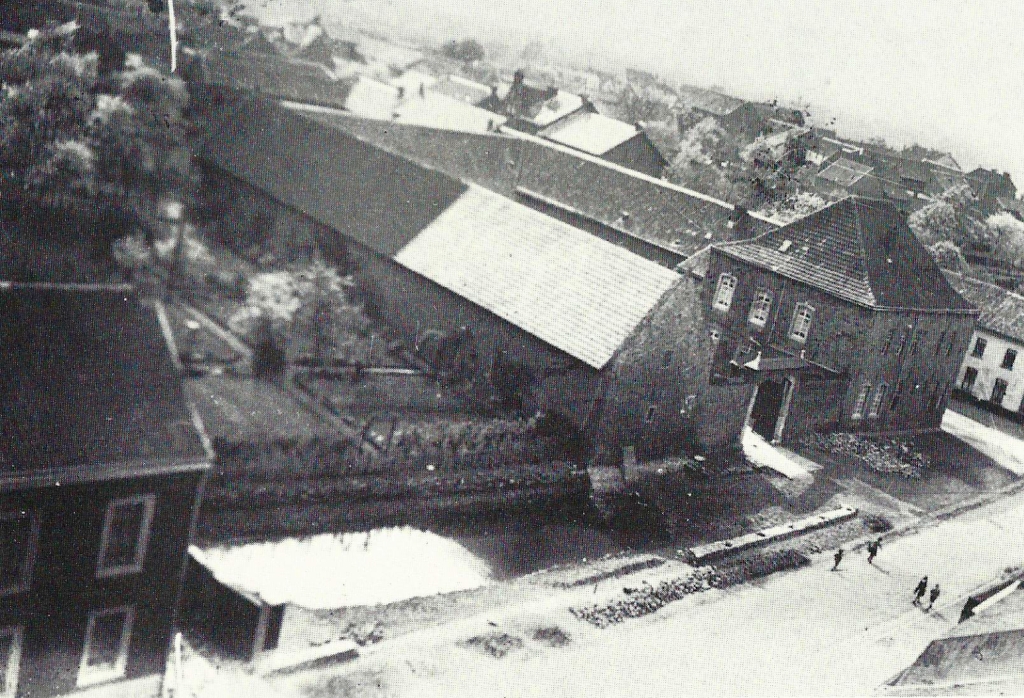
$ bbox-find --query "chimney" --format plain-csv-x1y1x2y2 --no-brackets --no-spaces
512,69,525,85
418,82,425,97
397,86,405,99
634,121,644,132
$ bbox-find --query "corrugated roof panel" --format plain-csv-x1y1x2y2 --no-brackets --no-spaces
394,187,681,368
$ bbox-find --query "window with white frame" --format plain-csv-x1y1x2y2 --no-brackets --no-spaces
78,606,134,687
713,274,737,312
789,303,815,343
868,383,887,418
96,495,156,579
748,290,773,327
0,512,39,597
851,382,872,420
0,626,23,698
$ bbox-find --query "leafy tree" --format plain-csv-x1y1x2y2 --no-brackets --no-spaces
0,23,200,281
908,184,989,251
986,213,1024,266
927,240,970,274
441,38,485,63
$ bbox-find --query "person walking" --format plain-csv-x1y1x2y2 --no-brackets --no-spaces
913,576,929,605
866,538,881,565
926,583,941,611
832,548,844,571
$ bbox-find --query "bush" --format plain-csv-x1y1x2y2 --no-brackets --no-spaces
533,626,571,647
864,513,894,533
441,38,485,63
463,632,523,658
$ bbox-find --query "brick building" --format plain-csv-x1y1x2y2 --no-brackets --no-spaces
0,284,210,697
699,197,978,443
202,97,723,459
944,272,1024,415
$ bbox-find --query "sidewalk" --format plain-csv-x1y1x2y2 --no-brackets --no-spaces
943,410,1024,476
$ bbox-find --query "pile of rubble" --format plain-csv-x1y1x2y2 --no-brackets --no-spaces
570,550,809,628
801,432,930,477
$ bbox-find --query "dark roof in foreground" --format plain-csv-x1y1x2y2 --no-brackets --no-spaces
716,197,977,311
0,284,208,484
943,272,1024,342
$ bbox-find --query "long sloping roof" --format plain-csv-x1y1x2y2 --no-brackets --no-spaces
396,186,680,368
717,197,976,311
943,272,1024,342
0,285,207,479
294,111,776,258
540,111,640,155
204,99,680,369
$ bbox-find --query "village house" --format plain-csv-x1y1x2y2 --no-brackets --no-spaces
944,272,1024,416
201,97,727,459
481,69,596,134
697,197,978,443
0,284,211,697
968,168,1018,214
537,110,669,178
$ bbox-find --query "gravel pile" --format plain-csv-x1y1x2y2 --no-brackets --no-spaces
801,432,929,477
570,550,809,628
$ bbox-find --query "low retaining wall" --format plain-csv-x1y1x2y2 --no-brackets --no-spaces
687,506,859,564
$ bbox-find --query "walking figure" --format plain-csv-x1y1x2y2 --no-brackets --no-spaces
867,538,881,565
913,576,929,605
926,584,941,611
832,548,844,571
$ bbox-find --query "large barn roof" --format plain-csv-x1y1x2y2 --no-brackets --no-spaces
716,197,977,312
287,109,776,259
0,285,208,486
204,99,680,369
396,186,680,368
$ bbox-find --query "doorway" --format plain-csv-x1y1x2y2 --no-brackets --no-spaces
749,379,787,441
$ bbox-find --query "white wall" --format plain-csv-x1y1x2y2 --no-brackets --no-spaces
956,328,1024,413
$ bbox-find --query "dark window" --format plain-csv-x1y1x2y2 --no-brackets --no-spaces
961,367,978,392
992,379,1009,406
79,607,133,686
0,514,37,597
662,350,673,367
882,328,895,355
96,496,156,578
894,332,907,355
972,337,987,358
934,329,946,356
645,406,657,423
1002,349,1018,370
890,383,903,411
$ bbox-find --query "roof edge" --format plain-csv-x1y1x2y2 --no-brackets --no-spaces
0,457,211,493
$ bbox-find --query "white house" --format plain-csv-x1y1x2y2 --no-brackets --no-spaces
944,272,1024,414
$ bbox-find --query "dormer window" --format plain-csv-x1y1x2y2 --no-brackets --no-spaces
778,240,792,253
713,274,737,312
789,303,815,343
748,290,773,327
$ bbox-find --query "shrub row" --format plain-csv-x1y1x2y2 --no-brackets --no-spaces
799,431,930,477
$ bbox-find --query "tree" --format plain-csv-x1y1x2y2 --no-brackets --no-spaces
441,38,485,64
927,240,969,274
986,213,1024,266
908,184,989,250
0,24,200,282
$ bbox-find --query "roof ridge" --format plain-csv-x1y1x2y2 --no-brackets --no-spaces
848,197,878,305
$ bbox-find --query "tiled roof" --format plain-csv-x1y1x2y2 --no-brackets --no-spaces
204,98,467,257
294,112,775,259
431,75,494,105
717,197,977,311
943,272,1024,343
923,153,961,172
0,285,207,478
393,93,505,133
818,158,873,187
188,49,352,109
394,186,681,369
540,112,640,156
680,88,746,117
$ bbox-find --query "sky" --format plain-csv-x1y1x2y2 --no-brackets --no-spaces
252,0,1024,188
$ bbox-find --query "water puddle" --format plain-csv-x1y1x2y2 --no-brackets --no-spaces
198,527,492,608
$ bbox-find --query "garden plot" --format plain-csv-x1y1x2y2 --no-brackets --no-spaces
197,527,492,609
